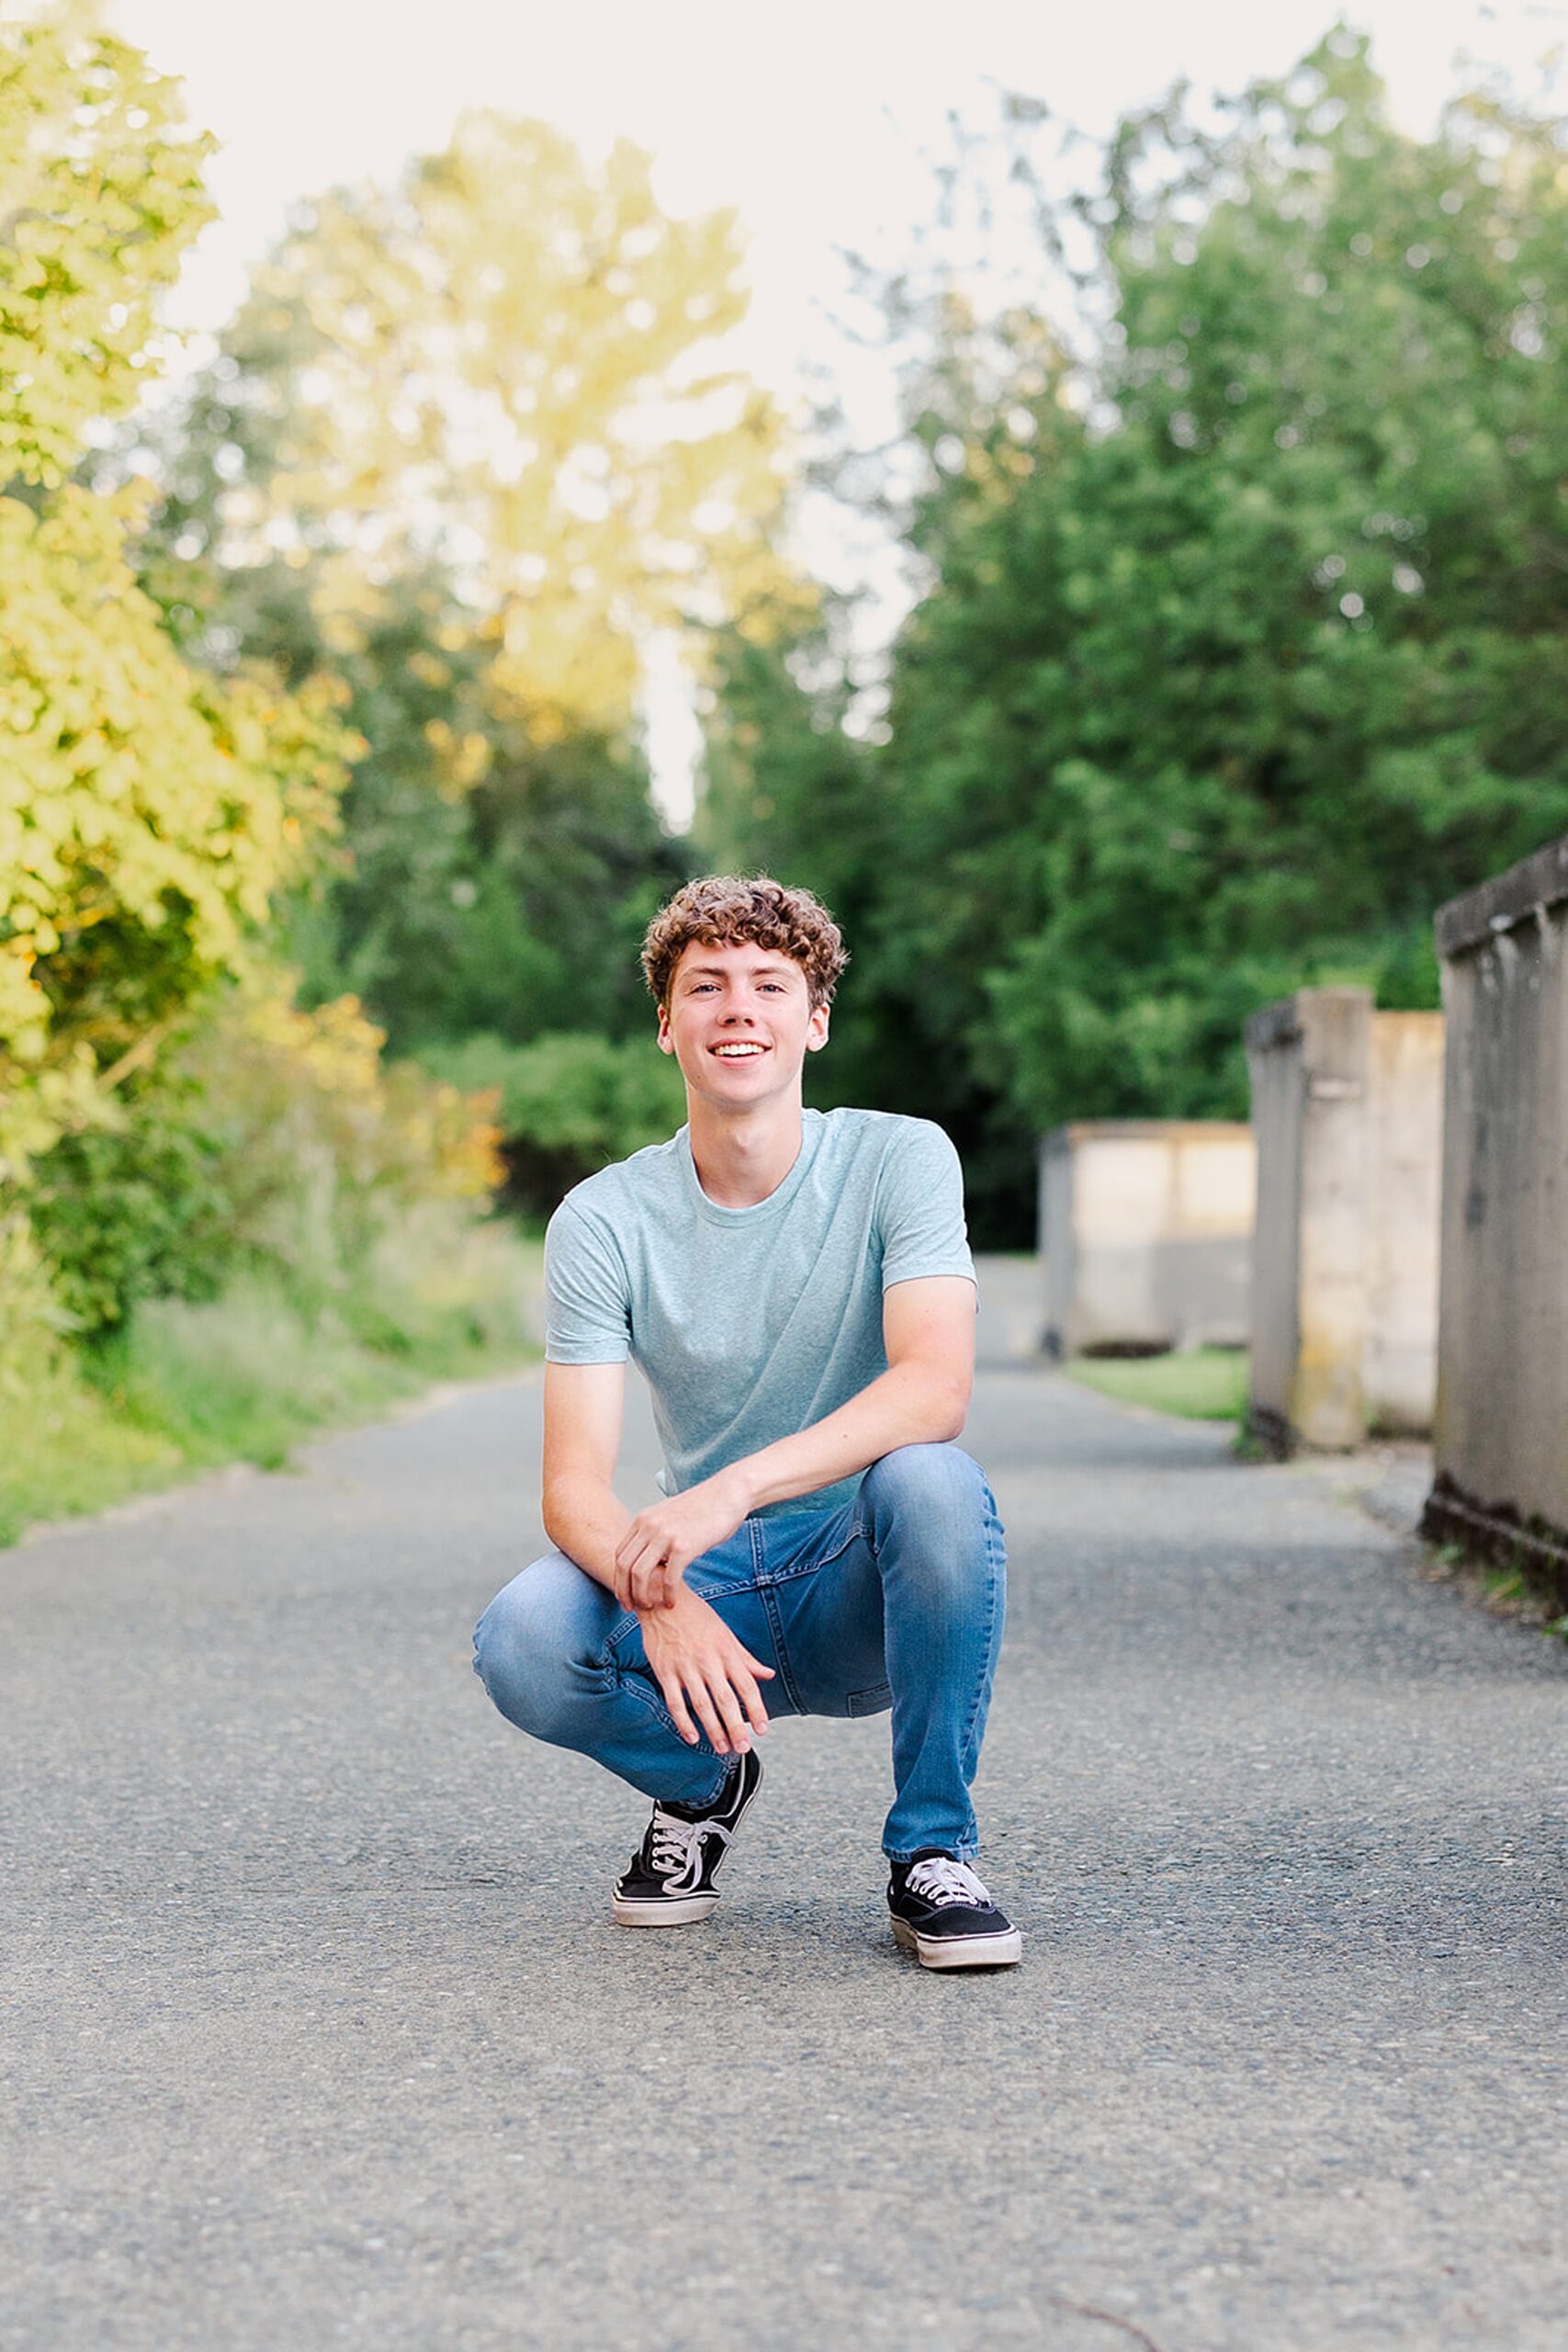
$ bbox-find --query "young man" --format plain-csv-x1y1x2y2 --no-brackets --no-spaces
473,876,1020,1969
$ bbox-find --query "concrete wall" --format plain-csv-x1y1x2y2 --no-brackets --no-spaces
1246,989,1442,1452
1421,835,1568,1600
1039,1122,1255,1357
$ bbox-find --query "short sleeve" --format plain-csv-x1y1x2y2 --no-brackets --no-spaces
544,1203,632,1363
876,1120,976,1291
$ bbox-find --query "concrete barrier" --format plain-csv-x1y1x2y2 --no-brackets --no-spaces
1245,989,1443,1453
1039,1121,1255,1359
1420,835,1568,1606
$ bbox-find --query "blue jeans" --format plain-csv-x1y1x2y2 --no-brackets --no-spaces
472,1443,1006,1862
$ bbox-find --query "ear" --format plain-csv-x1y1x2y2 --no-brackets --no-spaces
806,1002,830,1053
656,1005,674,1056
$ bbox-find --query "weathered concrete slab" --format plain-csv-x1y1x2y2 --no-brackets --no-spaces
1427,833,1568,1601
3,1281,1565,2351
1039,1122,1254,1359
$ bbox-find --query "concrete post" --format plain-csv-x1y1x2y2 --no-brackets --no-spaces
1421,834,1568,1604
1246,989,1443,1454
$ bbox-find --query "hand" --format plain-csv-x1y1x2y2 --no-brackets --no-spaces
639,1587,774,1754
613,1470,750,1611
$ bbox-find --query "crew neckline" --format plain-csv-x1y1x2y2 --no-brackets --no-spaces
680,1108,826,1224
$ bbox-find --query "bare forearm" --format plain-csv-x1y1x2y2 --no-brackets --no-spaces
727,1359,968,1517
542,1474,634,1595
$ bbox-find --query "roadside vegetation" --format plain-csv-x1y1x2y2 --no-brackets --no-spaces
1066,1349,1250,1425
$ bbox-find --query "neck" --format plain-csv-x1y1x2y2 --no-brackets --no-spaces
686,1092,805,1208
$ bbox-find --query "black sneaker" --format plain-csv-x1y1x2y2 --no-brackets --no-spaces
612,1748,762,1927
887,1849,1023,1969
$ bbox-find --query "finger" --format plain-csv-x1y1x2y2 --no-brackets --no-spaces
629,1556,661,1611
630,1544,674,1611
684,1678,732,1757
705,1671,750,1755
733,1669,771,1737
615,1522,657,1577
656,1669,700,1747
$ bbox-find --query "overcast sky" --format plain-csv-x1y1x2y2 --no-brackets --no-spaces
103,1,1568,816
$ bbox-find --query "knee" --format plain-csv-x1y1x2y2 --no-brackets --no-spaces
472,1554,603,1742
862,1445,998,1593
863,1442,988,1532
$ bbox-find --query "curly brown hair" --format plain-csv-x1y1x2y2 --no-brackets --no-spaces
641,876,849,1012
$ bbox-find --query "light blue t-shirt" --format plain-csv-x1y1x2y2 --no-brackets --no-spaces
544,1107,975,1514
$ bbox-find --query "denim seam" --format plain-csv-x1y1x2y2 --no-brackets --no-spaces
756,1515,866,1588
957,1501,1006,1781
868,1458,997,1863
757,1579,806,1713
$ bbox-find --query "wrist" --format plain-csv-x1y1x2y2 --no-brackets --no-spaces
713,1460,757,1522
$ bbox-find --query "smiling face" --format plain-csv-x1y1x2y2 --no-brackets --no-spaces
658,936,829,1112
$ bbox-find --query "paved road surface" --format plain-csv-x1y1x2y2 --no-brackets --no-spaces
4,1275,1565,2349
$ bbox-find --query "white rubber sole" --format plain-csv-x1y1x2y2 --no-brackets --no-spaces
612,1889,719,1928
611,1757,762,1929
892,1917,1024,1970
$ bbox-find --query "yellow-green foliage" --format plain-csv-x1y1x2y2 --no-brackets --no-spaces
173,982,507,1326
0,2,214,487
0,6,355,1177
210,110,807,744
0,486,349,1170
26,976,507,1337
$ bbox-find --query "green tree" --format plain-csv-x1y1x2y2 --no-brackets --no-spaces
266,571,686,1054
802,26,1568,1234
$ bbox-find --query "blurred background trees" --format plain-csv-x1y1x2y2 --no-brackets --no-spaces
704,25,1568,1237
131,107,800,1124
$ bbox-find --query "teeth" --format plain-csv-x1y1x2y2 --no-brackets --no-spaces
715,1045,762,1057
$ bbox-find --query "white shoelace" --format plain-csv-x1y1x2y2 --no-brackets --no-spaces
906,1855,993,1910
648,1807,731,1893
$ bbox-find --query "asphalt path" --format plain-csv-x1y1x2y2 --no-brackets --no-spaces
4,1270,1566,2350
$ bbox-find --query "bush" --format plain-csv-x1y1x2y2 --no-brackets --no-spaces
0,1210,180,1545
3,977,536,1542
26,980,506,1337
27,1075,238,1331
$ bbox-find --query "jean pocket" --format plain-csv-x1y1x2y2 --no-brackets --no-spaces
846,1681,893,1717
